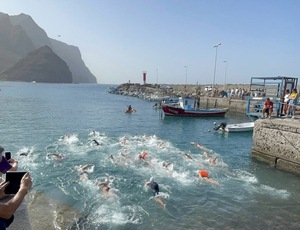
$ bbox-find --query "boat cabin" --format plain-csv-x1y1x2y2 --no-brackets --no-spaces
246,76,298,118
179,96,196,110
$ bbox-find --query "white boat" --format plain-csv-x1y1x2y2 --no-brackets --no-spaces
214,121,254,132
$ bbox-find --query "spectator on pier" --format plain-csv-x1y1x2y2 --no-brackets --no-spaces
287,88,298,119
283,89,290,116
0,147,18,180
0,172,32,229
262,98,273,118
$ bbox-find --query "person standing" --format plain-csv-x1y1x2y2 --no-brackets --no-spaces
0,172,32,229
287,88,298,119
0,147,18,181
283,89,290,116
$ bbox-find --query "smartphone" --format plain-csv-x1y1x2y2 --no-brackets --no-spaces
5,171,27,194
5,152,11,160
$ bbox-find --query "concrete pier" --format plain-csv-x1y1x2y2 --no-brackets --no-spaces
252,118,300,174
198,97,248,113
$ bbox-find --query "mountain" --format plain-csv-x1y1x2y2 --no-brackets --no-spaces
50,38,97,83
0,13,36,71
0,46,73,83
0,12,97,83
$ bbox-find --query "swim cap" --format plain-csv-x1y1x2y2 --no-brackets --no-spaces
149,177,154,182
199,170,209,178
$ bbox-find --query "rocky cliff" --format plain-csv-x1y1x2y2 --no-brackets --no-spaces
0,46,73,83
0,12,97,83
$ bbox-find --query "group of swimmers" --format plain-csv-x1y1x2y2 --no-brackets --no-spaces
49,133,221,208
105,141,221,206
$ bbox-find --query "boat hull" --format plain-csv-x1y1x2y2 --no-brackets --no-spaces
162,105,228,117
225,122,254,132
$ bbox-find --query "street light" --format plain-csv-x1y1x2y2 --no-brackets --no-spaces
156,68,158,85
223,61,227,91
184,66,188,91
184,66,188,84
212,43,221,96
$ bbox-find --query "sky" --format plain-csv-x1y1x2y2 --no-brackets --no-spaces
0,0,300,85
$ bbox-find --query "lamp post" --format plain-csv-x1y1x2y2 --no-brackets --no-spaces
223,61,227,91
156,68,158,85
184,66,188,91
184,66,188,84
212,43,221,96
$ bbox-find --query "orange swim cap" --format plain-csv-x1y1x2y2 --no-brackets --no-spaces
199,170,209,178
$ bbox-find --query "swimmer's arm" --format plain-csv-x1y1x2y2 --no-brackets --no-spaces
82,164,94,170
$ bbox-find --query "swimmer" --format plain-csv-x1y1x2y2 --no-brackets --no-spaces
198,170,220,186
120,152,127,158
192,142,209,151
162,162,172,170
77,164,94,181
139,150,148,160
145,177,166,207
97,179,110,197
92,139,100,146
203,152,217,166
63,134,71,141
47,153,64,159
19,152,29,157
209,157,217,166
108,155,115,161
181,152,194,160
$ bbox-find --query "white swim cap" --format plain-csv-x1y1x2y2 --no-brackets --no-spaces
149,177,154,182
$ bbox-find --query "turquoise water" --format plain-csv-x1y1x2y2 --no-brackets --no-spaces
1,82,300,230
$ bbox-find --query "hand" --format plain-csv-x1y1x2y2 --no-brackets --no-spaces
0,180,9,199
19,172,32,193
8,158,18,164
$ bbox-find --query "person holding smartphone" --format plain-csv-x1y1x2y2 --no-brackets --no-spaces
0,147,18,182
0,172,32,229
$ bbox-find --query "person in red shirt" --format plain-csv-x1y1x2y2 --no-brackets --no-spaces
262,98,274,118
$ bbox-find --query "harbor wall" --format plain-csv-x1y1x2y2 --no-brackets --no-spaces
198,97,247,113
252,119,300,174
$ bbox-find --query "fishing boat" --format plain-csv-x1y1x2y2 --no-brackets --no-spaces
214,121,254,132
161,96,228,117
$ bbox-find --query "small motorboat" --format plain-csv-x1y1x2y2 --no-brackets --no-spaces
214,121,254,132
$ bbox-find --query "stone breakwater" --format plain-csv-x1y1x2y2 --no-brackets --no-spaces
109,83,251,113
252,119,300,175
109,83,251,99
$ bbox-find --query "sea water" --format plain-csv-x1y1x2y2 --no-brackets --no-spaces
0,82,300,230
